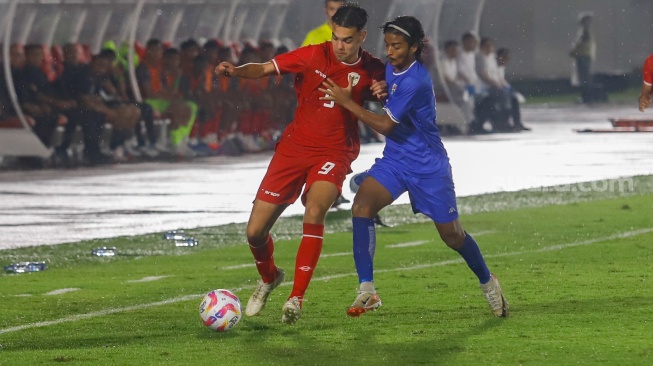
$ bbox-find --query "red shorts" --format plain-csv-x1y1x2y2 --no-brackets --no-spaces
255,141,353,206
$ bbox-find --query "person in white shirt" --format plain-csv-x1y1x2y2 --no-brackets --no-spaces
497,48,530,131
441,40,474,133
456,32,479,96
474,37,511,132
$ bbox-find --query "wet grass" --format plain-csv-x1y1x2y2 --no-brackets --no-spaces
0,175,652,365
1,175,651,268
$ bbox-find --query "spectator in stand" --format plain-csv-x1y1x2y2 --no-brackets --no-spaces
136,39,197,156
215,45,240,140
475,37,511,132
268,45,295,133
14,44,74,148
639,54,653,112
202,40,221,68
54,43,91,165
569,12,595,99
18,44,113,165
4,44,50,167
301,0,345,46
496,48,530,131
441,40,474,134
456,32,482,133
180,54,220,155
180,39,201,77
75,52,141,162
98,48,159,158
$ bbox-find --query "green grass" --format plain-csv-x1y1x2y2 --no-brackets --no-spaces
1,176,652,365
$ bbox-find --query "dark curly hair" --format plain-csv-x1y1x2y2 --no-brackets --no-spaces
381,15,426,61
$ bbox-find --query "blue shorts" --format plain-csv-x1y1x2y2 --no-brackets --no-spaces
367,157,459,223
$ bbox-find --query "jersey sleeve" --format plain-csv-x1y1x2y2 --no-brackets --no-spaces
383,76,420,123
272,45,317,75
643,55,653,86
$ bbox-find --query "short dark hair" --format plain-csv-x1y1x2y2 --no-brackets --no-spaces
163,48,180,58
146,39,161,49
381,15,426,60
444,40,458,50
203,39,220,51
496,48,509,58
180,39,200,51
24,44,42,54
332,2,368,31
98,48,117,60
479,37,493,47
461,32,477,42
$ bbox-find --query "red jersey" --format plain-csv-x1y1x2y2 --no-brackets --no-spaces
271,42,385,159
643,55,653,86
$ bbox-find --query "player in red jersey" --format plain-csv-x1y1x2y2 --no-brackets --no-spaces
639,54,653,112
215,3,385,324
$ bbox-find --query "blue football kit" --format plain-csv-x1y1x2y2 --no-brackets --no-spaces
368,60,458,223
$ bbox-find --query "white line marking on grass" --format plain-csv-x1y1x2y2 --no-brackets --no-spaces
387,240,429,248
386,231,494,249
2,227,651,335
222,263,255,270
127,276,170,283
14,294,33,297
0,294,203,335
223,252,350,270
45,288,80,296
472,230,496,237
320,252,350,258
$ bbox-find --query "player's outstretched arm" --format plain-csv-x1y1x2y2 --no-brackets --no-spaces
320,77,396,136
638,83,652,112
215,61,277,79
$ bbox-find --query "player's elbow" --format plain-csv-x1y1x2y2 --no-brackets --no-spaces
377,122,396,136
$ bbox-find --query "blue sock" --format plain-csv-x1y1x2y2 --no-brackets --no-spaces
455,232,491,284
352,217,376,283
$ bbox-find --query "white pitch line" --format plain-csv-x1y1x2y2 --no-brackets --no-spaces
127,276,170,283
222,263,255,270
387,240,429,248
1,227,651,335
223,252,350,270
320,252,350,258
44,288,80,296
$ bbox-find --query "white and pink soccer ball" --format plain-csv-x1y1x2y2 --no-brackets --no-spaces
199,289,242,332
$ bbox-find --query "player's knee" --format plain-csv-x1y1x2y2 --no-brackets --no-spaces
304,204,328,224
440,229,466,249
245,225,268,246
351,200,375,218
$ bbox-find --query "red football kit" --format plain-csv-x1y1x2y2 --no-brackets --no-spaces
643,54,653,86
256,42,385,205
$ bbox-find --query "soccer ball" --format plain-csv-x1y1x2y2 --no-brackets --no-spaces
199,289,242,332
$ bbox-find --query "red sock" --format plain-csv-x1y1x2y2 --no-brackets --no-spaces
289,223,324,302
248,234,277,284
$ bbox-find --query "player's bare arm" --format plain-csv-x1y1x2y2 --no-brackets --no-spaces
320,77,396,135
215,61,277,79
638,83,652,112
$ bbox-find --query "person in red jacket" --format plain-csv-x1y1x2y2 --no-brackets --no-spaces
639,54,653,112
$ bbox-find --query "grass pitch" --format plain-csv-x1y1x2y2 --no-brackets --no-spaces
1,176,652,365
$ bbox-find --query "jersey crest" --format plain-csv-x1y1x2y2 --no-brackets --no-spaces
348,72,360,87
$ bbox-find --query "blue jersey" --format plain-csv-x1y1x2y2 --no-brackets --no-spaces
382,61,449,175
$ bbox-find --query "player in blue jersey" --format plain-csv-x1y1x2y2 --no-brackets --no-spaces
320,15,509,318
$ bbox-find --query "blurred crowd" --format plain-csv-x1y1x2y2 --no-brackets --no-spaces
0,38,300,167
438,32,530,135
